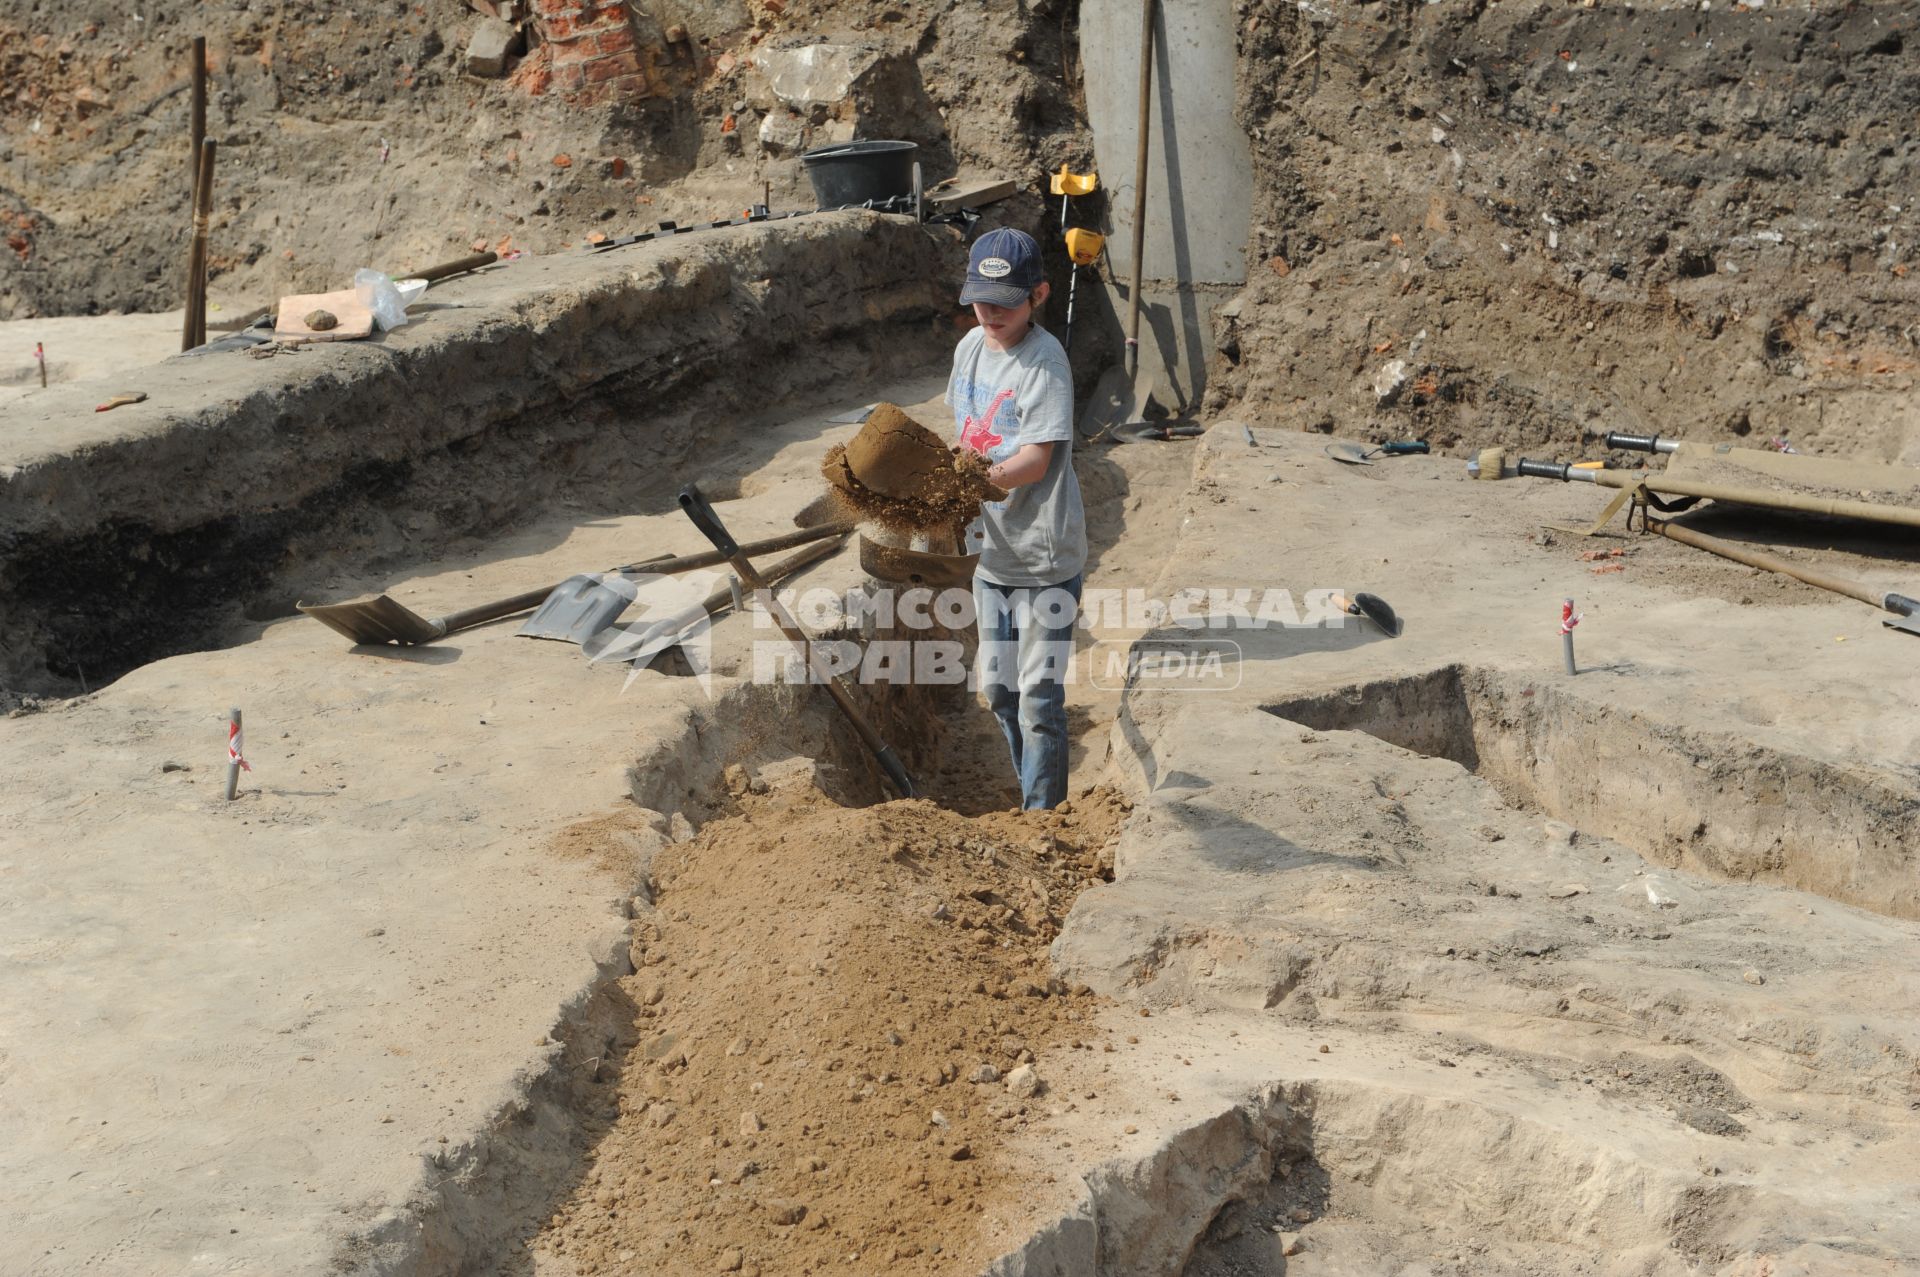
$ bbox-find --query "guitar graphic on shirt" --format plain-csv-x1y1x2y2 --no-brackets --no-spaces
959,388,1015,455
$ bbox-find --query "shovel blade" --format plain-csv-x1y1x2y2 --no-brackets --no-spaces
516,573,641,643
298,595,446,646
1324,443,1373,466
1078,360,1158,440
1883,612,1920,637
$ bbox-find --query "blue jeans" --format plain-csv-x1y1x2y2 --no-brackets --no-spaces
974,574,1082,810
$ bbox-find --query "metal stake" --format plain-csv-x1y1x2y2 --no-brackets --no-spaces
1561,598,1578,675
225,706,244,800
35,341,46,388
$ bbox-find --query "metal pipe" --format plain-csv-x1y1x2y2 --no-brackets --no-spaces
225,706,242,800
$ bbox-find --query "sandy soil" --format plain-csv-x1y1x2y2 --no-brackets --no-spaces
6,2,1920,1273
522,781,1129,1277
0,310,193,405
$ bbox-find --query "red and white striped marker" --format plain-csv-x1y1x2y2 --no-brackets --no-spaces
225,707,250,800
1560,598,1581,675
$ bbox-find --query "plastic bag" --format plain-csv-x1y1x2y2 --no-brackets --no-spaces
353,268,412,332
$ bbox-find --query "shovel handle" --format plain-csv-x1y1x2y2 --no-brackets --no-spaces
1516,458,1578,482
1379,440,1429,455
1602,431,1660,453
416,251,498,283
675,483,915,798
678,484,739,558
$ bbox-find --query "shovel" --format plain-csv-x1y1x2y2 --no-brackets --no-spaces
1648,518,1920,636
1079,0,1160,441
583,533,852,667
300,521,853,647
1109,421,1204,444
514,521,859,644
678,483,918,799
1325,441,1430,466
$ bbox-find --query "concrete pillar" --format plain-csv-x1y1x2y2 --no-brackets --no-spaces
1081,0,1253,413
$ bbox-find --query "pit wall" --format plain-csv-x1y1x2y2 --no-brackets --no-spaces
0,213,958,700
337,620,962,1275
991,1078,1773,1277
1266,665,1920,920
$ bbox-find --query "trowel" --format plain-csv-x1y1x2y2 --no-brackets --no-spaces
1324,441,1430,466
1332,591,1402,637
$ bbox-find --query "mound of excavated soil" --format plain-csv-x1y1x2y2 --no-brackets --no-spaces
526,779,1130,1276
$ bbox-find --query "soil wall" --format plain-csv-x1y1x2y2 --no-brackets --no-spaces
1211,1,1920,458
0,214,959,702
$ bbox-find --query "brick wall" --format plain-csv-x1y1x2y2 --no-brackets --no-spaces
530,0,654,98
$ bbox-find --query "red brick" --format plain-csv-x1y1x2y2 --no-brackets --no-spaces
581,52,645,86
586,27,636,57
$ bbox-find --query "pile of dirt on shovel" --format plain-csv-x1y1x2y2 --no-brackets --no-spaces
526,778,1131,1275
821,404,1005,536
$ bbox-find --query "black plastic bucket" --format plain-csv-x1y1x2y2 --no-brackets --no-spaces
800,140,918,209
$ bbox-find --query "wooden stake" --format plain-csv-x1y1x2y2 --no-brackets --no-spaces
182,36,209,352
35,341,46,388
182,138,215,352
189,36,207,202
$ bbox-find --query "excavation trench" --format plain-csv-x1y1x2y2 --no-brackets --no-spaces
995,1078,1780,1277
0,215,956,706
1264,665,1920,920
356,591,1131,1277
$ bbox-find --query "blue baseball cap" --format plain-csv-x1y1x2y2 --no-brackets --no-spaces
959,227,1045,307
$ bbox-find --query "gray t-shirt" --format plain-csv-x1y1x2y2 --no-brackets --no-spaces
944,324,1087,588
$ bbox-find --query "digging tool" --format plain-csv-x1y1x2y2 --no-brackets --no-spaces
584,533,851,667
516,522,855,643
1604,430,1920,499
1516,457,1920,531
678,483,918,799
1647,518,1920,636
1079,0,1159,439
300,522,854,647
1331,591,1401,637
415,251,499,284
1324,440,1429,466
1109,421,1203,444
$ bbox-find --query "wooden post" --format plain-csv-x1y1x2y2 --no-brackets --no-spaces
182,139,215,352
35,342,46,388
183,37,207,352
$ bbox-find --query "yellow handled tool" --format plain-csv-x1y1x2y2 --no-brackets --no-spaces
1050,166,1100,352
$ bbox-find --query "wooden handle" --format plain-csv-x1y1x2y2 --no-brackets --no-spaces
1124,0,1156,375
415,252,498,283
1649,520,1886,609
434,521,856,636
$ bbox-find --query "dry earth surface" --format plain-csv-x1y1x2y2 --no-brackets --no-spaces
6,1,1920,1275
